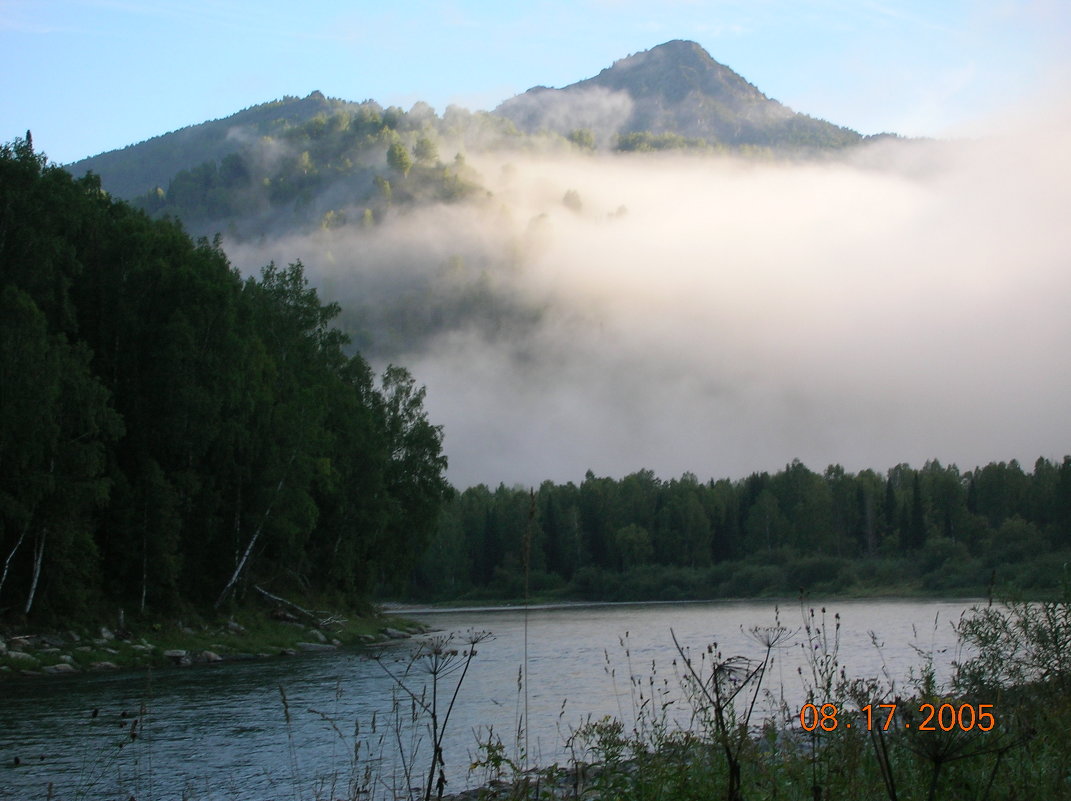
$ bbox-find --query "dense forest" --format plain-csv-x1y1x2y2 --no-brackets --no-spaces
412,457,1071,601
0,136,450,623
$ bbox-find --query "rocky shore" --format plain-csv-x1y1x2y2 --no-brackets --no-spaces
0,613,427,678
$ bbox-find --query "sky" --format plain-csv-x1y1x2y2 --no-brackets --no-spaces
3,0,1070,166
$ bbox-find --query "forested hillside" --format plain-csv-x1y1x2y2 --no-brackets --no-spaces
413,457,1071,601
0,136,449,623
127,98,495,241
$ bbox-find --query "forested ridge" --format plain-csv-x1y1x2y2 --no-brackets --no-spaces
129,96,488,241
413,457,1071,601
0,136,450,623
69,41,892,246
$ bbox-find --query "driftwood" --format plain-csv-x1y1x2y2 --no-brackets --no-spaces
252,584,346,630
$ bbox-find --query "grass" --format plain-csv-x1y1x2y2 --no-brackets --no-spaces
0,604,426,677
442,585,1071,801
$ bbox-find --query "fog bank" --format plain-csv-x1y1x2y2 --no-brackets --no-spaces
232,119,1071,488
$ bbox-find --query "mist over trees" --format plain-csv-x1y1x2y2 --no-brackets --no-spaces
60,41,940,373
0,137,449,622
69,41,882,253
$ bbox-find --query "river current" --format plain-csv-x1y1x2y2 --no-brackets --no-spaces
0,598,978,800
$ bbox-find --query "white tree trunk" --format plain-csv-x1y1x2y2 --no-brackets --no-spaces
24,528,47,616
214,458,293,609
0,518,30,599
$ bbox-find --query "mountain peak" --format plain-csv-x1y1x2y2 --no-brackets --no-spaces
580,39,767,106
496,39,860,149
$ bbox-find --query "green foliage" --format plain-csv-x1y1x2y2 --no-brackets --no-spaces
412,456,1071,603
615,130,718,152
386,140,413,177
0,137,449,622
955,572,1071,696
120,100,480,242
412,134,439,165
566,128,596,151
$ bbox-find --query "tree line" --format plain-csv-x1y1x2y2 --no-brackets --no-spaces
412,457,1071,601
0,136,450,622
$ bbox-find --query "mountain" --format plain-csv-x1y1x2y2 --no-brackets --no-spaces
67,40,873,206
52,40,880,359
494,40,862,149
68,91,347,199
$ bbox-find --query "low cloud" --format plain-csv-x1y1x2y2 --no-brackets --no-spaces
230,111,1071,488
495,86,635,145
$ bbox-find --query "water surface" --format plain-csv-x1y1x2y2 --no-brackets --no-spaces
0,598,977,800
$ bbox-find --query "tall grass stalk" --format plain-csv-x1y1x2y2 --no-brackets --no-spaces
374,629,492,800
671,618,794,801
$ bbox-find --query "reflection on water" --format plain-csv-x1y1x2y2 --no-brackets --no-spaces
0,598,977,800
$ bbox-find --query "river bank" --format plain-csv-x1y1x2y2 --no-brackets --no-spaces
0,607,427,679
2,595,1059,800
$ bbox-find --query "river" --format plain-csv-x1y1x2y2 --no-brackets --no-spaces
0,598,979,800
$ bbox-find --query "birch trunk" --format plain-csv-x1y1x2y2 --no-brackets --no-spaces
214,454,295,609
24,528,47,616
0,517,30,599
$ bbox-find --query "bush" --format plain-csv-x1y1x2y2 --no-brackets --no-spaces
955,568,1071,695
790,554,849,592
721,563,785,597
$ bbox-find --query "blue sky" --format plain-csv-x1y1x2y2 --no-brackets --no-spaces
2,0,1068,165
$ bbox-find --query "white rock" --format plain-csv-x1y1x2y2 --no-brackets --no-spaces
42,663,77,674
6,651,37,665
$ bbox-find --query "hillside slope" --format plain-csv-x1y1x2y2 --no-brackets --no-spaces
495,40,862,149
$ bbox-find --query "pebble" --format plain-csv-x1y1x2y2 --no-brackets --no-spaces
41,663,77,674
163,649,191,665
